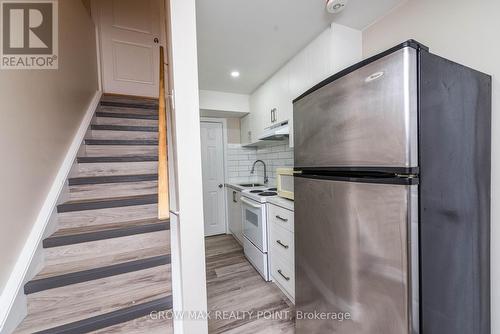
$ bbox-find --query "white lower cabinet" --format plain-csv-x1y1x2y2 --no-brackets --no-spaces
270,252,295,301
227,188,243,244
268,202,295,303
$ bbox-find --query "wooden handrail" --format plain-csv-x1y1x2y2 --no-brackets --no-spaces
158,46,170,220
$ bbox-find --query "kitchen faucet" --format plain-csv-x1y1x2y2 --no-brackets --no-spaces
251,160,268,184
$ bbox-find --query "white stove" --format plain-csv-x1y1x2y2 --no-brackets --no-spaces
240,186,278,281
241,187,278,203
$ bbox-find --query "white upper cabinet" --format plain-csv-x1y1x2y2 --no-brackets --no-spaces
240,113,252,144
273,66,292,125
288,49,311,102
307,29,333,86
244,23,362,147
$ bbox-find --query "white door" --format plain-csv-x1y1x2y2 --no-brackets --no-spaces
96,0,162,97
200,122,226,236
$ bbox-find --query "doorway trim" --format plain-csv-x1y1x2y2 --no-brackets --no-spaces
200,117,229,234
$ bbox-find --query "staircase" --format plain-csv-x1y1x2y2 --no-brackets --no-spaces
14,95,173,334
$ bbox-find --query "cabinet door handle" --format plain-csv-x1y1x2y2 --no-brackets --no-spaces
270,108,277,122
277,269,290,281
232,191,237,203
276,240,289,249
275,215,288,222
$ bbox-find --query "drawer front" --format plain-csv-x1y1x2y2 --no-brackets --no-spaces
243,237,269,281
271,254,295,299
270,223,294,266
268,203,294,233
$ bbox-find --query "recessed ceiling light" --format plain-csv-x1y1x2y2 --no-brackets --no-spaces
326,0,348,14
231,71,240,78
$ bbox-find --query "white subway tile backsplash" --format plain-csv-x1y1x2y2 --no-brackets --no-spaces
278,151,293,159
228,171,239,178
225,141,294,185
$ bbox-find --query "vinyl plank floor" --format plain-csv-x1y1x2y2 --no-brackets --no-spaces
205,235,295,334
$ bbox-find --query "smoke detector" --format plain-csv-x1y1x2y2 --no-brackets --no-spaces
326,0,348,14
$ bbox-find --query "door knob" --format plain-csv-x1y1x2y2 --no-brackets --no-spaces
153,37,159,44
218,184,223,188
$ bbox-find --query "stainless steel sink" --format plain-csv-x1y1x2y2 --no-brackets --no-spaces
238,183,264,187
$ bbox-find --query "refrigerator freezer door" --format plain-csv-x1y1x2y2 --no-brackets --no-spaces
294,176,419,334
294,47,418,169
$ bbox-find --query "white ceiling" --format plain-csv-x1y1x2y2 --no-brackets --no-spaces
196,0,404,94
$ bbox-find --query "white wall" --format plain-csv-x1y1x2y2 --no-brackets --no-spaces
199,89,250,114
0,1,98,330
226,118,241,144
363,1,499,332
168,0,209,333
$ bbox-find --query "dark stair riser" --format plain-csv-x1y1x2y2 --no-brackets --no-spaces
77,156,158,163
57,195,158,213
43,221,170,248
34,296,172,334
24,255,171,295
84,139,158,146
90,124,158,132
68,174,157,186
100,101,158,110
96,112,158,120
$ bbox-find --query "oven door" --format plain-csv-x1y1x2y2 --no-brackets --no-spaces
241,196,267,252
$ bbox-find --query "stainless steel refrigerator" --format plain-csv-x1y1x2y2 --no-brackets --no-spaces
293,40,490,334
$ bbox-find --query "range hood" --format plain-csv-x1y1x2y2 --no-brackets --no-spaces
258,121,289,141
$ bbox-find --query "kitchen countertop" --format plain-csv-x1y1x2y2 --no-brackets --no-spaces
225,182,271,192
266,196,294,211
225,183,246,191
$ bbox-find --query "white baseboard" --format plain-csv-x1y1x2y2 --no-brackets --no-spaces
0,90,102,333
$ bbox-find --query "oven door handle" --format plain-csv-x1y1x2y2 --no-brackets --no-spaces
240,197,261,209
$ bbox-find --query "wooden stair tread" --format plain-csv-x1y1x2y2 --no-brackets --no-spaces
98,106,158,115
59,194,157,205
101,93,158,101
34,298,172,334
83,145,158,158
14,266,171,333
42,230,169,276
43,219,169,248
57,204,158,230
90,124,158,132
53,218,167,237
69,161,157,178
57,194,157,213
91,310,173,334
68,181,157,202
84,139,158,146
77,156,158,163
36,243,170,281
96,112,158,120
69,173,158,185
25,254,171,295
100,101,158,110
